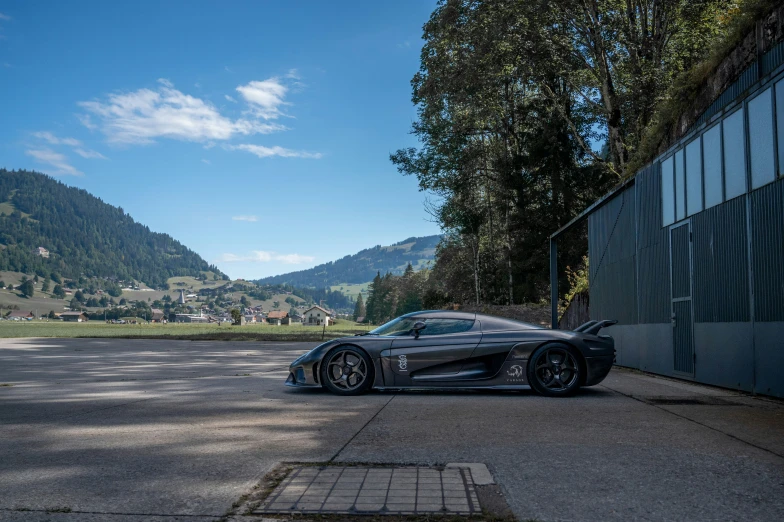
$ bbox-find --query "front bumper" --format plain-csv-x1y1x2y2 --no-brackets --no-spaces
285,365,321,388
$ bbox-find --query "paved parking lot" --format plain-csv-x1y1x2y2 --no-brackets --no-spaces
0,338,782,521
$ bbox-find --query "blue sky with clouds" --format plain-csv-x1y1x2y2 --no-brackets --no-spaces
0,0,441,280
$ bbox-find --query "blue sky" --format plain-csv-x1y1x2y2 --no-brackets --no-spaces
0,0,441,280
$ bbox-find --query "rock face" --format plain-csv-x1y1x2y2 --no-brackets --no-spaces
663,5,784,155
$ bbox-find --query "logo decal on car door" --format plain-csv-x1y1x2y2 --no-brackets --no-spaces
398,355,408,372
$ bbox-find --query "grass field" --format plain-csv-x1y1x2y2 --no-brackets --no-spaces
0,318,374,341
330,282,371,300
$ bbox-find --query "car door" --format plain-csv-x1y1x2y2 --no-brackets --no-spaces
389,318,482,386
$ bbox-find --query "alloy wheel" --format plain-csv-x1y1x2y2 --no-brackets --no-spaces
326,350,368,391
533,347,579,392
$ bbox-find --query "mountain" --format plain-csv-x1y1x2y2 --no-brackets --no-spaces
254,235,441,288
0,169,224,288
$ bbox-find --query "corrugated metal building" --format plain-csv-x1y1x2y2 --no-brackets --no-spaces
551,39,784,398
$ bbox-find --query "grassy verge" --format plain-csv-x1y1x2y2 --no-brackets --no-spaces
0,320,373,341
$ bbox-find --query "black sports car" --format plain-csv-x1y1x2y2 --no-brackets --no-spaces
286,311,616,397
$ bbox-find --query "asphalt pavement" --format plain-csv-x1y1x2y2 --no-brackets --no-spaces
0,338,782,521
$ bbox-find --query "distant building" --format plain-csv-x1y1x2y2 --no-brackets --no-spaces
61,311,88,322
174,314,207,323
303,305,333,326
178,290,186,305
33,247,49,258
355,316,365,324
150,308,165,322
267,310,289,326
7,310,34,320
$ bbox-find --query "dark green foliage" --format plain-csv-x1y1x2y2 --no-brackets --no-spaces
47,310,56,319
41,278,50,292
52,284,64,298
364,268,428,324
353,293,366,321
0,281,5,289
230,308,242,325
256,235,440,287
19,279,34,298
391,0,729,305
0,169,225,288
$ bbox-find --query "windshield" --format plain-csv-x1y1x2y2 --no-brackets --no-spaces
368,317,420,336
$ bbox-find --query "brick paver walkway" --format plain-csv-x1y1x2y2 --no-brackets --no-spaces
256,466,480,515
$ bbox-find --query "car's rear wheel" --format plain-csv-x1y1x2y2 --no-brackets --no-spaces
320,346,373,395
527,343,582,397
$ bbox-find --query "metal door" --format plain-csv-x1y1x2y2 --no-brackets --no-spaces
670,222,695,375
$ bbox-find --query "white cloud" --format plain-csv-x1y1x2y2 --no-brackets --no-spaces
224,94,237,103
73,148,107,159
218,250,315,264
236,78,289,119
230,143,322,159
0,13,11,21
231,215,257,222
78,114,97,130
33,131,82,147
201,158,211,164
285,69,300,79
79,79,284,144
33,131,106,159
25,149,83,176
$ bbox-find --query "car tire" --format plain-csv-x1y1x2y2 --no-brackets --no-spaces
320,345,374,396
527,343,583,397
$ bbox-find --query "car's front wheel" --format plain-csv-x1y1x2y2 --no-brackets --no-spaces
527,343,583,397
320,346,373,395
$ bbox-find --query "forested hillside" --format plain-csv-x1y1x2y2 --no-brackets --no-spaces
255,235,440,288
0,169,224,288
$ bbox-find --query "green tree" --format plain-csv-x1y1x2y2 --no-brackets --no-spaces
19,279,34,298
74,290,84,303
0,281,5,289
69,298,81,310
353,293,366,321
364,272,382,324
41,278,50,293
47,310,56,319
52,284,65,298
230,308,242,325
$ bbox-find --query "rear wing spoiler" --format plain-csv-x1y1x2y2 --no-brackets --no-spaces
574,319,618,335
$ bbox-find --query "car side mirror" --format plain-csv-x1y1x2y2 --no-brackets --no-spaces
412,321,426,338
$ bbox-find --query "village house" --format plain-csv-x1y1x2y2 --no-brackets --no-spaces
33,247,49,258
61,311,89,322
150,308,165,322
303,305,333,326
7,310,34,320
266,310,290,326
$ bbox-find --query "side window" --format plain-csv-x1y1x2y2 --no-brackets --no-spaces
776,79,784,175
419,319,475,336
748,88,775,189
661,156,675,226
702,123,722,209
723,109,746,199
685,137,703,216
675,149,686,221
